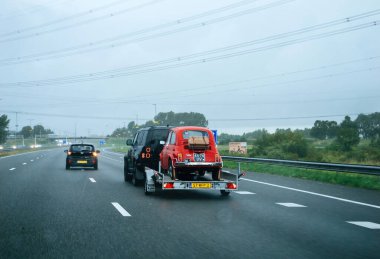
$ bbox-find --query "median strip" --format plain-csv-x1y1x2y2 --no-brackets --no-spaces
111,202,131,217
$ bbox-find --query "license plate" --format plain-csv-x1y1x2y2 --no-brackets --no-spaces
194,153,205,162
192,183,212,188
77,160,87,164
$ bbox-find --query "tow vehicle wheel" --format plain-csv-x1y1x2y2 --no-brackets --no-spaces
94,163,98,170
168,160,176,180
212,169,221,181
124,161,132,182
220,190,230,196
65,163,70,170
131,164,141,186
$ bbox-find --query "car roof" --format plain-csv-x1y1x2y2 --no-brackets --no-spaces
171,126,211,132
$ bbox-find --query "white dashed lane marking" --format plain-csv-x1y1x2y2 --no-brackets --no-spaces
111,202,131,217
89,178,96,183
235,191,255,195
9,168,16,171
347,221,380,229
22,163,27,165
277,203,307,208
30,160,34,162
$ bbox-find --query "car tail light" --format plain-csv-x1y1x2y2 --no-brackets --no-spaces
226,183,237,189
163,183,174,189
177,153,182,162
68,151,72,155
92,152,97,157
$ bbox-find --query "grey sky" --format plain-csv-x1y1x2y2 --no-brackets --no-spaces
0,0,379,136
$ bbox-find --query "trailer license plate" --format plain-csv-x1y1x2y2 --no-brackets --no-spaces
192,183,211,188
77,160,87,164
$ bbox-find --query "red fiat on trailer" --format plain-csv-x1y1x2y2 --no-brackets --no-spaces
160,126,223,181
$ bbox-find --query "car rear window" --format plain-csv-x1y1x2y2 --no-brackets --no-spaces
70,145,94,152
182,130,209,139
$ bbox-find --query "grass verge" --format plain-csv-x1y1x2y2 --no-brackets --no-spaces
223,161,380,191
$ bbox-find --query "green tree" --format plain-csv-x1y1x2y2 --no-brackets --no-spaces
310,120,337,140
334,116,360,151
0,114,10,144
32,125,54,136
355,112,380,146
153,111,207,127
20,126,33,138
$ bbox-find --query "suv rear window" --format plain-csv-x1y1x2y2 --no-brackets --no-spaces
182,130,209,139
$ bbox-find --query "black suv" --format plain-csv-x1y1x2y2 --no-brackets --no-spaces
65,144,100,170
124,126,171,185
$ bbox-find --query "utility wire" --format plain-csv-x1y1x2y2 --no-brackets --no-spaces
0,0,293,64
1,18,378,88
0,0,164,43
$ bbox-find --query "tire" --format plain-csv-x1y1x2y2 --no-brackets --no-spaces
94,163,98,170
212,169,221,181
124,160,132,182
168,160,176,180
131,164,142,186
220,190,230,196
144,173,151,195
65,163,70,170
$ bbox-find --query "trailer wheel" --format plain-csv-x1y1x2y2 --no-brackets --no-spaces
144,176,151,195
220,190,230,196
168,160,176,180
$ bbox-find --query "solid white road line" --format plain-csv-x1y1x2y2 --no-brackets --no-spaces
277,203,306,208
101,155,122,163
235,191,255,195
111,202,131,217
89,178,96,183
9,168,16,171
241,178,380,209
347,221,380,229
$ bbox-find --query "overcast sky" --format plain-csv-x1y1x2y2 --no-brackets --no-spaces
0,0,379,136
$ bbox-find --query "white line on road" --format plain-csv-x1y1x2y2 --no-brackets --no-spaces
22,163,27,165
277,203,306,208
30,160,34,162
89,178,96,183
9,168,16,171
111,202,131,217
241,178,380,209
235,191,255,195
101,155,122,163
347,221,380,229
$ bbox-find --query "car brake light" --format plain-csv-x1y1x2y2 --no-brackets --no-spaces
163,183,174,189
92,152,97,157
68,151,72,155
177,153,182,162
226,183,237,189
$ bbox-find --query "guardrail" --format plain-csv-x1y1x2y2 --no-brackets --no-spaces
221,156,380,176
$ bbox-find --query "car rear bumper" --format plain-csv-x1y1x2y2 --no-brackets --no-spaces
174,162,222,168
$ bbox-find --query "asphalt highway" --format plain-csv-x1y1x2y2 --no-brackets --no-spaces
1,148,379,259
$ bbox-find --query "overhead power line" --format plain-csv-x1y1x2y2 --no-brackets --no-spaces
0,18,379,88
0,0,294,65
0,0,164,43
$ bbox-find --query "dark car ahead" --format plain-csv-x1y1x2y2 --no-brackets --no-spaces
65,144,100,170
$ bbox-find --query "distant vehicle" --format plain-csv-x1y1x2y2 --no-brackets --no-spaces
124,126,172,185
64,144,100,170
160,126,223,180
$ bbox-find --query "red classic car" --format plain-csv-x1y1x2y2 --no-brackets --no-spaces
160,126,222,180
